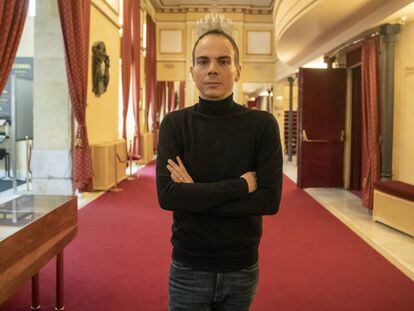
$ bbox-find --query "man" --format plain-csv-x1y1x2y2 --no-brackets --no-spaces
156,28,283,310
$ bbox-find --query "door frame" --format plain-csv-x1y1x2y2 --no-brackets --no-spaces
297,67,347,188
343,67,353,189
343,63,362,189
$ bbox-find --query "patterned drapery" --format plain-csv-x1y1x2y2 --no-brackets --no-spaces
145,14,157,150
361,36,381,209
157,81,166,124
167,81,175,113
121,0,132,140
58,0,93,191
131,0,142,159
178,81,185,109
0,0,29,94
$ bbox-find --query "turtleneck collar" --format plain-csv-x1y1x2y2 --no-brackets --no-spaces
198,94,234,116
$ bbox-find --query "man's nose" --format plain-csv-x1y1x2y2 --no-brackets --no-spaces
207,61,219,75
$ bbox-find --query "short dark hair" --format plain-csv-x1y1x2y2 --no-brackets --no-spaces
192,29,240,67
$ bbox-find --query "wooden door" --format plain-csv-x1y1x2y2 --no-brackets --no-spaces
297,68,347,188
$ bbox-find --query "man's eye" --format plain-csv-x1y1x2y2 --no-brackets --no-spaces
198,60,208,65
220,59,230,65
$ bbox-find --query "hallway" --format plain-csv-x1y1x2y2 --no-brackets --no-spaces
1,161,414,311
284,158,414,282
2,0,414,310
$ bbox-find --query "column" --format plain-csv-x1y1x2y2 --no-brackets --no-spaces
32,1,73,195
380,23,400,180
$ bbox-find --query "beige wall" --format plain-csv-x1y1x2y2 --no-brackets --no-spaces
273,80,298,155
86,2,121,145
242,62,276,82
393,20,414,184
157,61,187,81
156,12,276,107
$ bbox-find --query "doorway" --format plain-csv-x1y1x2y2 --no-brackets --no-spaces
349,66,363,195
297,68,347,188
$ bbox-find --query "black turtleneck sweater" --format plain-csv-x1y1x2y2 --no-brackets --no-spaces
156,94,283,272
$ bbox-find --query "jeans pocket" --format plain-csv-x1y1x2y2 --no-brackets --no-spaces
171,259,192,270
241,261,259,272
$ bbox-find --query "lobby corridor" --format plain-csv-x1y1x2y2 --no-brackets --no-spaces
1,162,414,311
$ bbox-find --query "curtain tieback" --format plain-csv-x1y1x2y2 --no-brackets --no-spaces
362,140,381,189
75,124,87,148
75,137,83,148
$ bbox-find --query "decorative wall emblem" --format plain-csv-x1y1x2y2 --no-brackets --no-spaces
92,41,110,97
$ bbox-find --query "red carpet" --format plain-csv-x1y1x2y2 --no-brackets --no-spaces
1,162,414,310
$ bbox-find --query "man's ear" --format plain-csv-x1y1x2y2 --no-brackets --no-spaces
190,67,195,81
235,65,241,82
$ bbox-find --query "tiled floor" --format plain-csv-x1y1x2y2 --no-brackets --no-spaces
283,157,414,281
1,158,413,282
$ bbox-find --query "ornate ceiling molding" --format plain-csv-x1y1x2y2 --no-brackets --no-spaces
273,0,413,67
148,0,274,14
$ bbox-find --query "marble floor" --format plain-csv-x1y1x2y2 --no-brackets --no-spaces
0,162,142,208
283,156,414,281
1,158,413,282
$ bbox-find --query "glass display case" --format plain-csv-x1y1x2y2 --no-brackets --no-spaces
0,194,77,310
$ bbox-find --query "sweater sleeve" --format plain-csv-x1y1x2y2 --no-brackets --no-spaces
206,114,283,217
156,113,249,213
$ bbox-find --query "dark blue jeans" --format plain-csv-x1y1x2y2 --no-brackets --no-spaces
169,260,259,311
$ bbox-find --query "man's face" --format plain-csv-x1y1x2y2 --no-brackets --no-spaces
191,34,241,101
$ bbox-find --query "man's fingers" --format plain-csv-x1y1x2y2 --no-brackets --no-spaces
176,156,192,181
166,164,177,175
167,164,184,181
167,160,182,175
176,156,187,171
171,173,182,183
176,156,190,176
168,159,181,170
169,170,183,183
167,157,194,183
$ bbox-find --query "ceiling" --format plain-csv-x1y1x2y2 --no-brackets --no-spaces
274,0,414,69
382,1,414,24
242,83,273,98
148,0,275,13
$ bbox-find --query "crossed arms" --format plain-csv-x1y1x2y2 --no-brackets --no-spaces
155,114,283,217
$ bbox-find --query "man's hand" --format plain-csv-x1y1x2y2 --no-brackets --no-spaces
241,171,257,193
167,156,194,183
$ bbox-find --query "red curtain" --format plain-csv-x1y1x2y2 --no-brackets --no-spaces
145,14,157,150
178,81,185,109
145,14,156,133
121,0,132,140
0,0,29,94
131,0,141,159
167,81,175,112
58,0,93,191
157,81,166,123
361,36,381,209
247,100,258,109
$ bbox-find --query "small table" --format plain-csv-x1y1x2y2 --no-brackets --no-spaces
0,195,77,310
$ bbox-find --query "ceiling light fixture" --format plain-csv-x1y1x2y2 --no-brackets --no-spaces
399,15,408,25
196,4,233,38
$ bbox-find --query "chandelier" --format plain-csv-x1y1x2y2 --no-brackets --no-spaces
196,5,233,38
